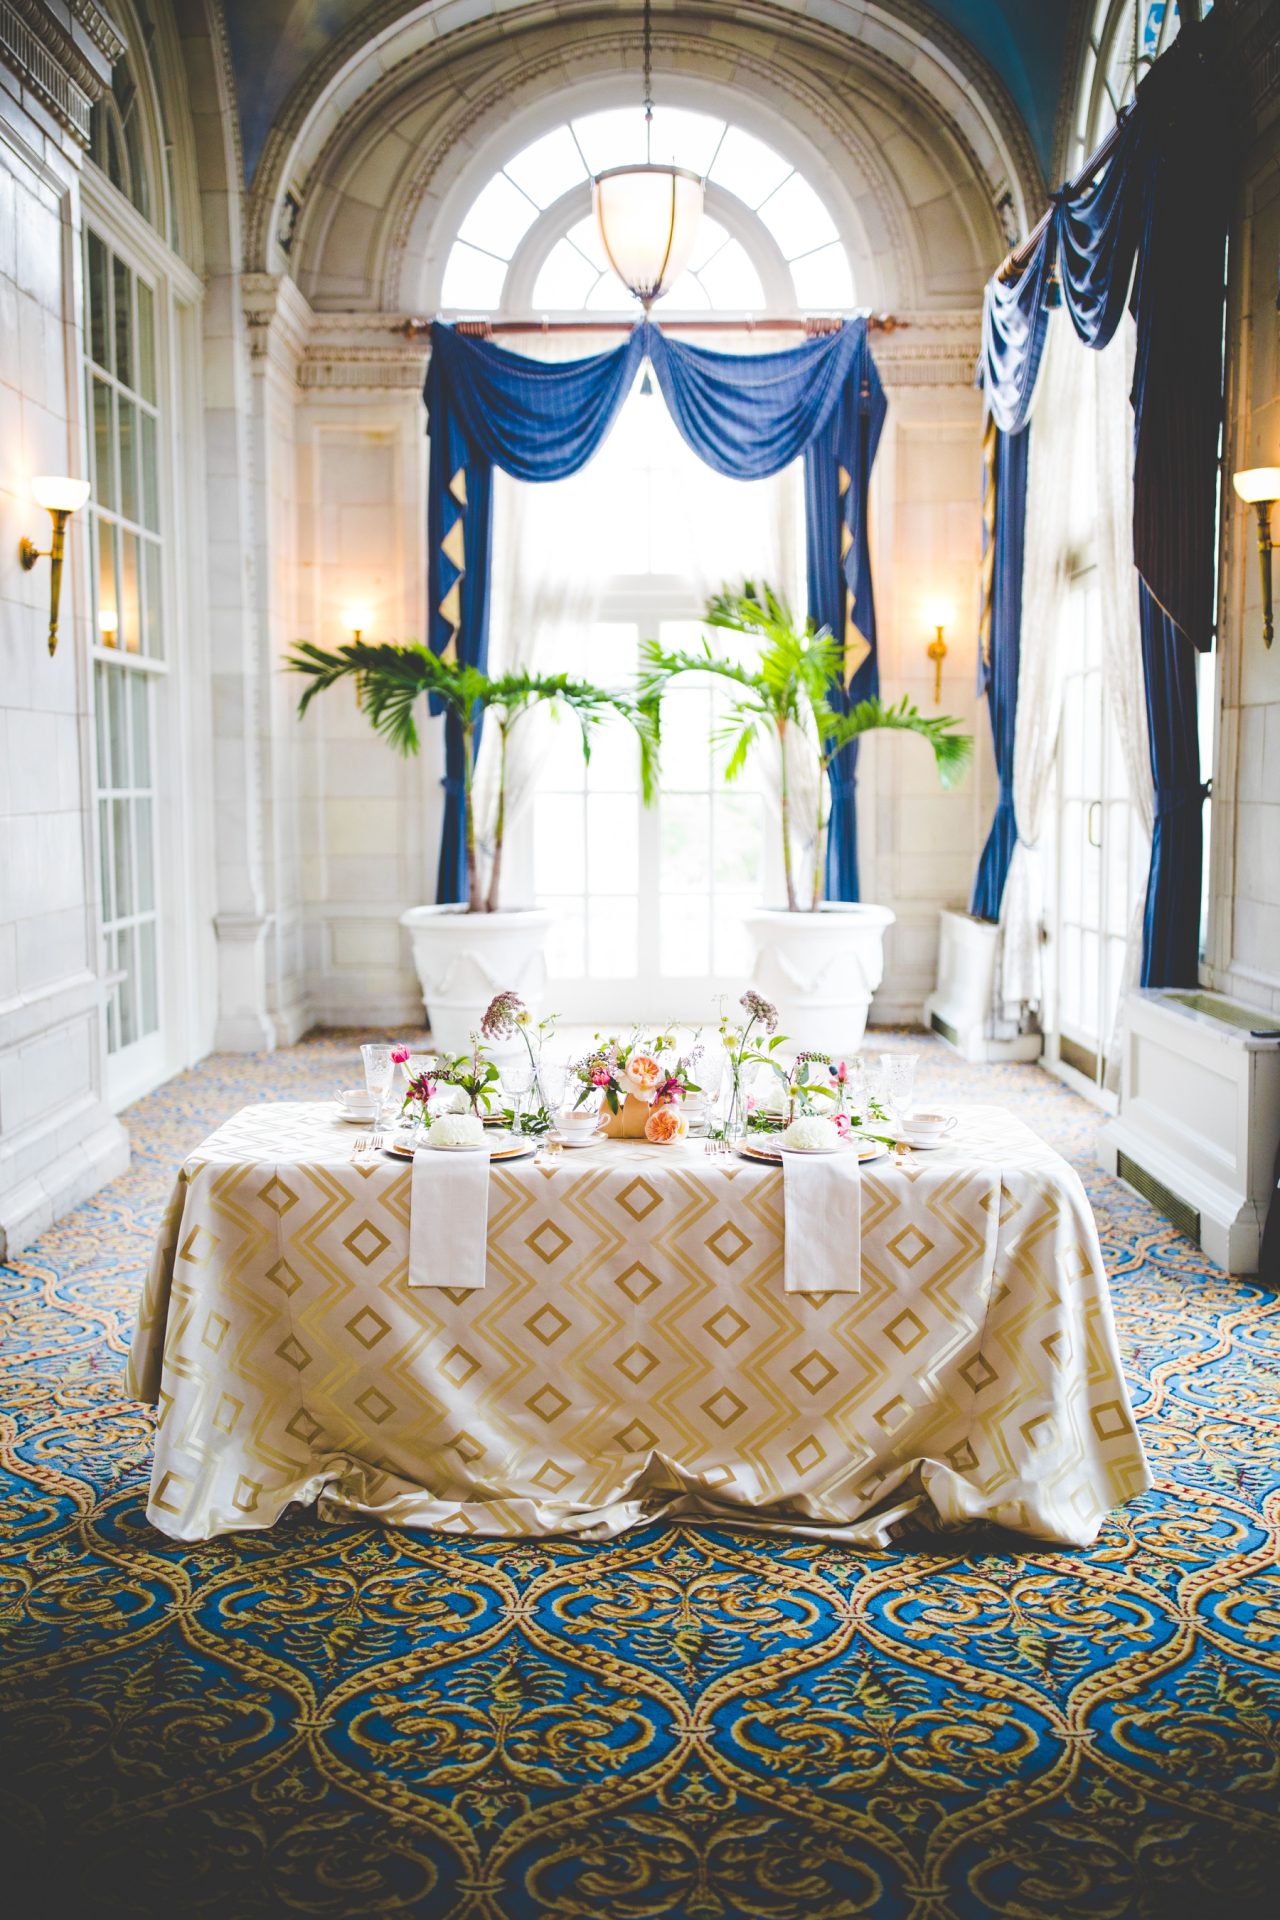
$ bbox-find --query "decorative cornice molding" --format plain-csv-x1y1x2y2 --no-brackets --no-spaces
242,269,313,373
0,0,104,141
287,308,981,395
68,0,124,68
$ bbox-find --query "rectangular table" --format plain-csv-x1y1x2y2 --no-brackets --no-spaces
127,1102,1151,1546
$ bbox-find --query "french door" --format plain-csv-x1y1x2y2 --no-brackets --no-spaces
1048,565,1148,1093
530,591,771,1025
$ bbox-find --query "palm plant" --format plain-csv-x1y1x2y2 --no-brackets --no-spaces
288,641,657,912
639,582,972,911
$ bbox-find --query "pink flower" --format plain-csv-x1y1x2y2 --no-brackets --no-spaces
390,1045,411,1065
746,1095,757,1114
832,1112,851,1138
592,1068,612,1088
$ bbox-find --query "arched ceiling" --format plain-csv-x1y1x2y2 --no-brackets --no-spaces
223,1,1080,187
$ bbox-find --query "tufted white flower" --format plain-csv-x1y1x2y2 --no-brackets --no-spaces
427,1112,486,1148
780,1115,842,1152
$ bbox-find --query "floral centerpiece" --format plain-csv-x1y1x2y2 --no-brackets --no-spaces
480,989,557,1134
570,1030,703,1141
401,1035,501,1126
718,990,787,1139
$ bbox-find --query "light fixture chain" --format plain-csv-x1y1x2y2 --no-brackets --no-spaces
643,0,653,156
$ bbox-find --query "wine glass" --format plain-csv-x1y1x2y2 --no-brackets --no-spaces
360,1044,395,1124
502,1055,537,1135
536,1056,569,1123
879,1052,918,1130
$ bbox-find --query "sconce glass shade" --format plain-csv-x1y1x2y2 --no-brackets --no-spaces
1232,467,1280,505
31,475,90,513
345,605,373,637
593,165,705,307
924,599,955,629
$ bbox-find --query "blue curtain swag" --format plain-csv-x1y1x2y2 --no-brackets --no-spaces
424,316,887,905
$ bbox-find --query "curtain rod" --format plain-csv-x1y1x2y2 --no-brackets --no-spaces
395,313,907,341
994,108,1131,285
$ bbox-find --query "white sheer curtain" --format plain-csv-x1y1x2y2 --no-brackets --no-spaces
998,315,1080,1017
1096,317,1153,1087
475,335,805,900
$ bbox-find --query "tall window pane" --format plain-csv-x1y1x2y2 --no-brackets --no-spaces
87,228,164,1067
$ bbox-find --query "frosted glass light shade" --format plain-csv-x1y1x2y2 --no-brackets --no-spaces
32,475,90,513
593,165,704,307
1232,467,1280,504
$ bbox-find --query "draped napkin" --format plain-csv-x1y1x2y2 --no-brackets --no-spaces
780,1148,862,1293
408,1146,490,1289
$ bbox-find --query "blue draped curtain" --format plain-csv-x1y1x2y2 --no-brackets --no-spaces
424,318,887,905
970,420,1028,920
975,10,1229,983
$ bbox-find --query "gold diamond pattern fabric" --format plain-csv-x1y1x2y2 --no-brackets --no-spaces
126,1102,1150,1546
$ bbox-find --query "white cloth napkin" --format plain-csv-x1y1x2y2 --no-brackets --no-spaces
408,1147,490,1289
780,1148,862,1293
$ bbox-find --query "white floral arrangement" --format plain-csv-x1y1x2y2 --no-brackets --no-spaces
780,1115,842,1152
427,1112,486,1149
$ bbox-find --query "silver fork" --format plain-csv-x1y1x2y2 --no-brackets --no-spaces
352,1132,385,1162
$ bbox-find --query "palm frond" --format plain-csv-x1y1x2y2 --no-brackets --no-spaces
817,694,973,789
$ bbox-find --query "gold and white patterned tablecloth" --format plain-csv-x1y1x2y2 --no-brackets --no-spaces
126,1102,1151,1546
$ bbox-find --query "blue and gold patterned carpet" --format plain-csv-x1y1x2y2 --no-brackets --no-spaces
1,1032,1277,1919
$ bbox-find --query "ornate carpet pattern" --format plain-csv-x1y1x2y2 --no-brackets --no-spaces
1,1033,1277,1919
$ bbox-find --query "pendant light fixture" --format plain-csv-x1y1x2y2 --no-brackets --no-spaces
592,0,705,310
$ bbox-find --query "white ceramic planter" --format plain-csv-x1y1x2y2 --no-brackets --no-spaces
743,903,895,1055
399,905,553,1056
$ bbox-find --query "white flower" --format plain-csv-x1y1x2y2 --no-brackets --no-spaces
755,1080,789,1116
436,1086,468,1115
780,1115,841,1152
427,1112,486,1148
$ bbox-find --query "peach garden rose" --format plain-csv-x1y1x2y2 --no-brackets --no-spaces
645,1103,687,1145
621,1052,663,1101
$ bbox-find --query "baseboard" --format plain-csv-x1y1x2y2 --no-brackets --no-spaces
0,1112,130,1260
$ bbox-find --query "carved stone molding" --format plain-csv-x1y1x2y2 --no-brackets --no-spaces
0,0,119,142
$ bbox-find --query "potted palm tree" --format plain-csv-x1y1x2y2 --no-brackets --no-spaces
288,640,655,1051
640,583,972,1051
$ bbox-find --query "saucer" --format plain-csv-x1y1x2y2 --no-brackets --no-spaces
898,1130,952,1151
335,1107,377,1126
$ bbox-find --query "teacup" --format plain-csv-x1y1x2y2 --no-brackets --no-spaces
555,1106,605,1139
336,1087,375,1116
904,1109,955,1140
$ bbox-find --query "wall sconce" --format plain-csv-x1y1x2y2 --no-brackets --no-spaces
19,476,91,656
346,605,373,643
925,599,954,703
97,607,119,648
1232,467,1280,649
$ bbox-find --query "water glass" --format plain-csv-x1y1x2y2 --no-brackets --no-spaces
536,1057,570,1118
879,1052,918,1127
361,1043,395,1122
502,1056,537,1135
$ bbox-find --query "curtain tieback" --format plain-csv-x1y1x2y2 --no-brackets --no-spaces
827,773,858,800
441,776,466,795
1153,780,1210,818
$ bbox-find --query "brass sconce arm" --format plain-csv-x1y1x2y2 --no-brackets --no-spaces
924,600,953,703
1233,468,1280,650
18,477,90,657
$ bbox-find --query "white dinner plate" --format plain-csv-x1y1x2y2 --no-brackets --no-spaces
383,1135,536,1161
735,1138,886,1166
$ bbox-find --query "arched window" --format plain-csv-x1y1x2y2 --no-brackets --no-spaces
1073,1,1214,165
440,108,853,317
